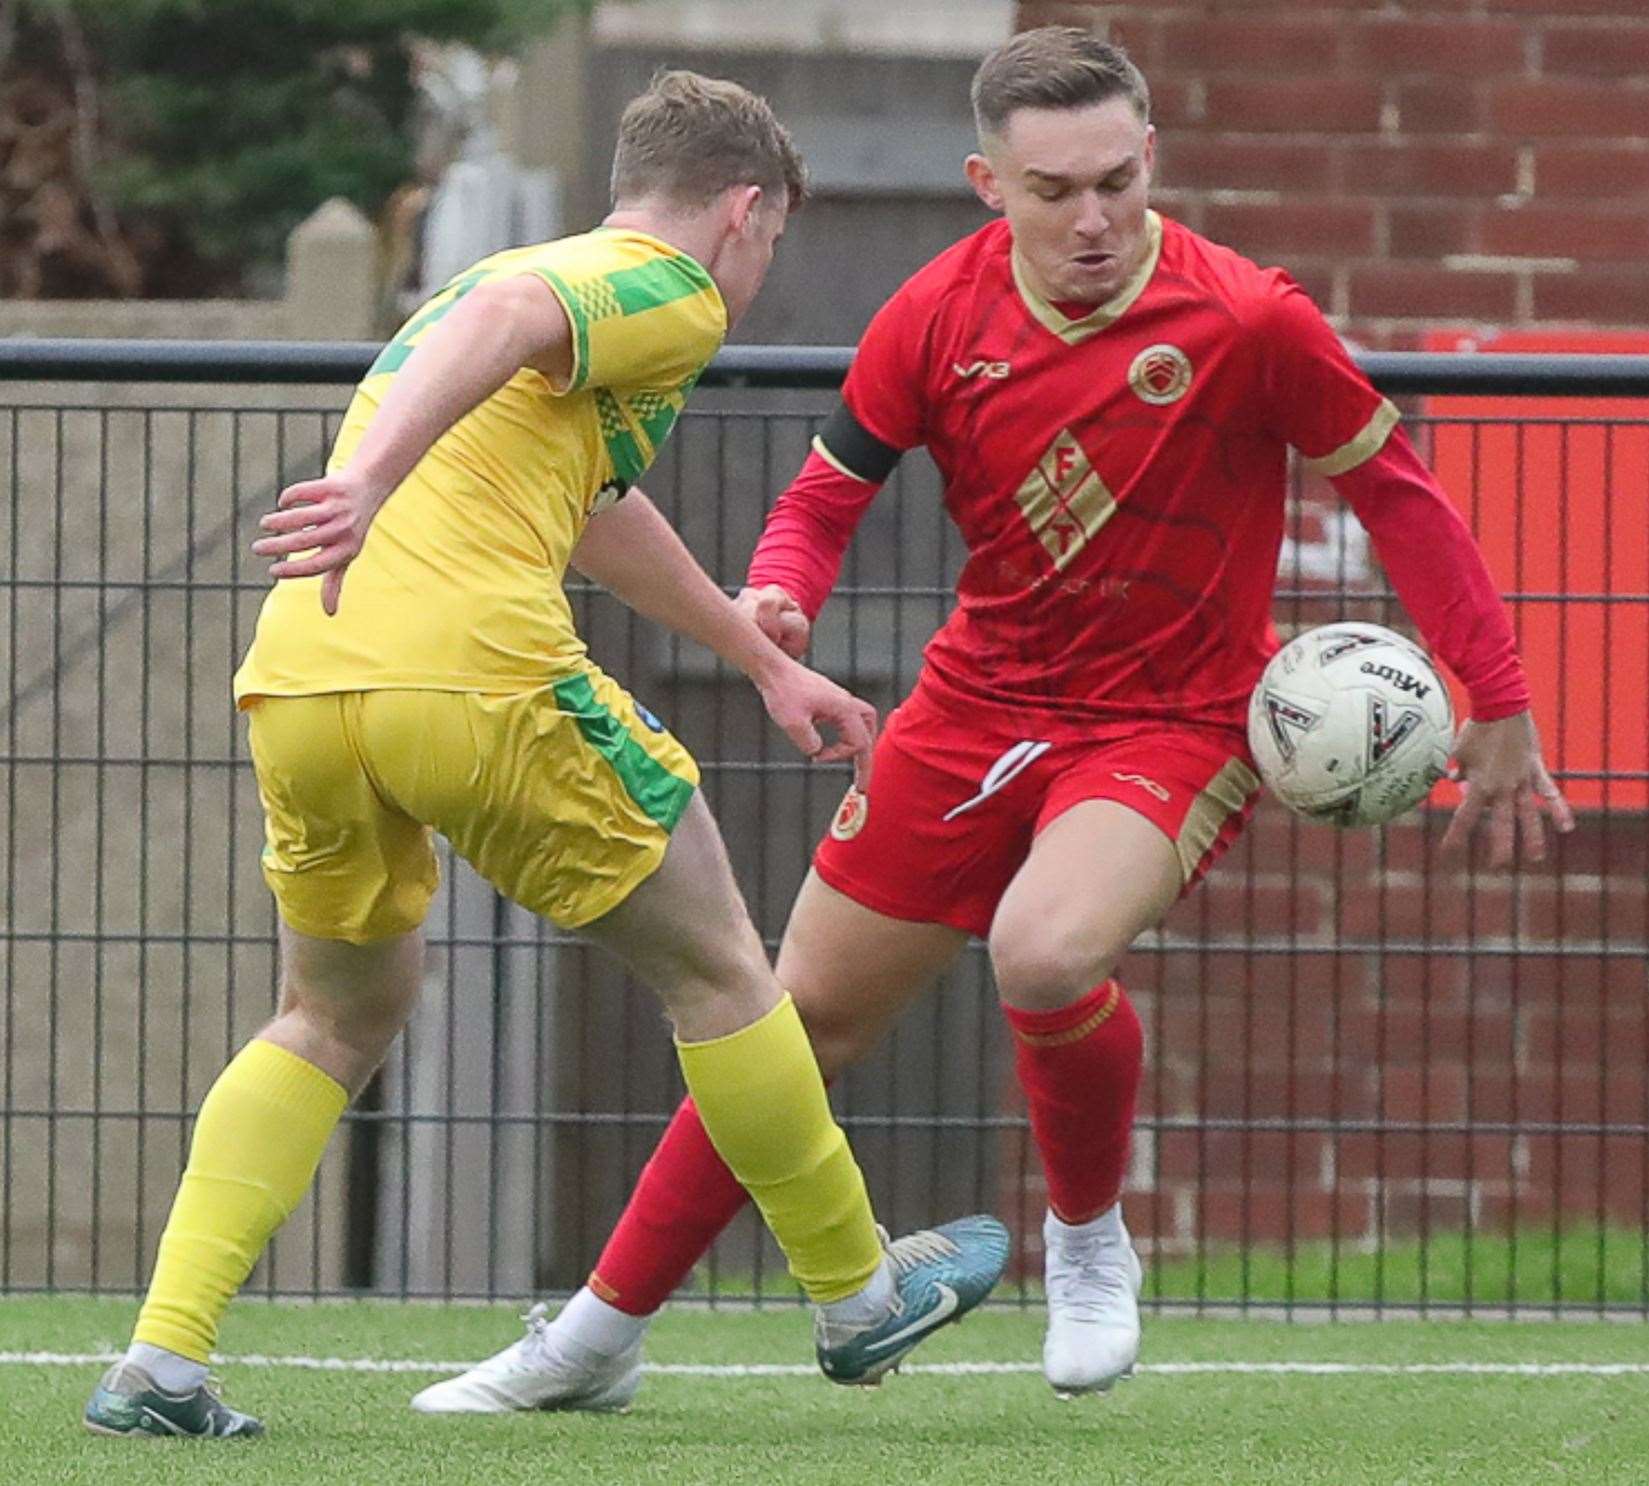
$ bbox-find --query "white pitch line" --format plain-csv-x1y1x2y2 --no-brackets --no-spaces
7,1351,1649,1378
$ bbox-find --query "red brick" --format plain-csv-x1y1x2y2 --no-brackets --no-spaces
1336,877,1519,941
1522,1005,1647,1068
1388,203,1482,258
1470,951,1646,1002
1380,1184,1474,1238
1533,144,1649,199
1340,1002,1518,1066
1204,78,1385,135
1203,198,1380,259
1147,75,1204,130
1467,1069,1644,1124
1158,16,1340,73
1483,205,1649,260
1014,2,1107,32
1540,22,1649,78
1491,78,1649,138
1338,1130,1519,1184
1540,815,1649,875
1160,877,1327,940
1105,14,1162,67
1346,18,1527,78
1520,878,1647,942
1160,136,1336,193
1348,263,1520,321
1379,1064,1471,1121
1200,1069,1379,1122
1485,0,1649,14
1395,79,1489,134
1534,267,1649,324
1198,1187,1376,1245
1341,141,1521,198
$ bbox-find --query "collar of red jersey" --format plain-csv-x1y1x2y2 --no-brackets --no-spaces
1010,210,1163,346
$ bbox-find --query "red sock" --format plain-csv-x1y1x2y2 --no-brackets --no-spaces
1002,980,1143,1225
588,1096,750,1316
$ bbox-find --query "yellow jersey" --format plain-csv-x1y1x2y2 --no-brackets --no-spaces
233,227,727,704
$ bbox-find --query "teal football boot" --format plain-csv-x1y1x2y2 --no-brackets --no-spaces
84,1360,264,1439
815,1215,1011,1385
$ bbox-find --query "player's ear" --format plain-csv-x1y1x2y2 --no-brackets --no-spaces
1142,125,1157,181
727,184,764,236
964,153,1003,213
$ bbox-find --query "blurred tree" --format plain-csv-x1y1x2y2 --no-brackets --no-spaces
0,0,592,297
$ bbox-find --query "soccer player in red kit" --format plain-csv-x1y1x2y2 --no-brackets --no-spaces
430,28,1572,1409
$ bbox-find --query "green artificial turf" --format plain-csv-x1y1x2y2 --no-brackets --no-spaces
5,1295,1649,1485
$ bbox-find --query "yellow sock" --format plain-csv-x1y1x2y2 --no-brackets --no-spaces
676,994,881,1304
133,1039,348,1362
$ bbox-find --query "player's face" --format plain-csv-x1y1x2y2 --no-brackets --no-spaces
713,190,789,328
967,98,1155,307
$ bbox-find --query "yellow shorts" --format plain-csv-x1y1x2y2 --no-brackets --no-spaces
246,671,699,943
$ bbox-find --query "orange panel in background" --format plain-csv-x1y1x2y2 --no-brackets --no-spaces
1423,330,1648,811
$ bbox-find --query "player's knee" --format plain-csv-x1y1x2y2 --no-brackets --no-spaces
794,1002,871,1080
987,917,1122,1011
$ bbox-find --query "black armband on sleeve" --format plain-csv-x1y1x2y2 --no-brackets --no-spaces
816,403,902,485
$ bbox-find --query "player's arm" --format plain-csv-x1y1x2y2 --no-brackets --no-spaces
738,411,896,654
1266,283,1571,865
252,274,574,614
1327,431,1573,864
570,489,877,782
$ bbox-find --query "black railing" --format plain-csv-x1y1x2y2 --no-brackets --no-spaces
2,342,1646,1315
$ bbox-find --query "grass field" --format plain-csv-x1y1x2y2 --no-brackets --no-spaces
7,1296,1649,1484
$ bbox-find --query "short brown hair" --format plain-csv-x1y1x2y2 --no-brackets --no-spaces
971,27,1150,139
610,69,807,214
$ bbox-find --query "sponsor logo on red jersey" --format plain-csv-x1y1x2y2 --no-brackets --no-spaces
1128,343,1193,405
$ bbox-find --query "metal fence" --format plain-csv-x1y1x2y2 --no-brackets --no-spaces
2,341,1646,1316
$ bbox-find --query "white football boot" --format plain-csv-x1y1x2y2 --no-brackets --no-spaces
410,1302,642,1414
1041,1204,1144,1398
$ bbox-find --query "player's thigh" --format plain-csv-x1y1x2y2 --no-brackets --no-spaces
776,869,969,1078
990,800,1182,1008
246,693,439,946
989,727,1258,1007
578,790,770,1009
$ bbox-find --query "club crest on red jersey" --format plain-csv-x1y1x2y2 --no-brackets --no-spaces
830,786,869,840
1128,344,1193,405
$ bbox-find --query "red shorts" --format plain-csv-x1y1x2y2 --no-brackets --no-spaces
814,681,1261,938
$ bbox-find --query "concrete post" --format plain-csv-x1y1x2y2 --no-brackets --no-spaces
285,198,379,341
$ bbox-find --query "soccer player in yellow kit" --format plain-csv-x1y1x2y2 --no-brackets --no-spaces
84,71,1008,1440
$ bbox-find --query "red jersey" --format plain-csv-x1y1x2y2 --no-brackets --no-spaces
750,212,1528,730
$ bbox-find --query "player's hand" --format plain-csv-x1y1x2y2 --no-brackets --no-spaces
1440,710,1573,868
251,471,390,616
755,656,877,789
736,584,810,659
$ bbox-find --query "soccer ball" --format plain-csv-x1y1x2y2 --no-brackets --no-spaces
1247,622,1455,828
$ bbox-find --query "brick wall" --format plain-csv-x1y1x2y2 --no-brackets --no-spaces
1014,1,1649,346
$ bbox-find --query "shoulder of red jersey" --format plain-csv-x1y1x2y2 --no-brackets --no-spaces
1155,214,1308,330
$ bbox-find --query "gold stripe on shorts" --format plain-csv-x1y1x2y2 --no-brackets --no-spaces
1174,756,1261,881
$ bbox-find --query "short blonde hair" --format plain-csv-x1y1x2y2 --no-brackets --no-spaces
611,70,807,213
972,28,1150,141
